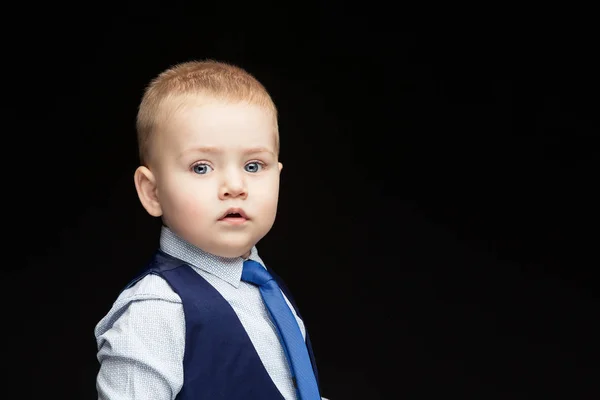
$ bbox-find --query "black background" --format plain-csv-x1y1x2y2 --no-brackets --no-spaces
6,3,599,399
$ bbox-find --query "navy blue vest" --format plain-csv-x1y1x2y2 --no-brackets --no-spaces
123,250,321,399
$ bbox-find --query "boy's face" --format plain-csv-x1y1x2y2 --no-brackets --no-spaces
136,97,282,258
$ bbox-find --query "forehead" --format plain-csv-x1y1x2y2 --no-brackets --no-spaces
156,96,278,151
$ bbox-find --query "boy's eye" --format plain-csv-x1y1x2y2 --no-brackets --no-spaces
244,162,263,173
192,163,213,175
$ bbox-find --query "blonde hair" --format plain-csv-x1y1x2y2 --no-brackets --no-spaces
136,60,278,166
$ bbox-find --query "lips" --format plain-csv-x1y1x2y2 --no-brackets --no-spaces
219,207,249,220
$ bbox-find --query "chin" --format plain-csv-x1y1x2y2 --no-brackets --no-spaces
204,239,254,259
192,230,267,259
213,247,252,259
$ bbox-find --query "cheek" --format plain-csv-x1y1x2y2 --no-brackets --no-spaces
178,195,206,215
160,179,211,217
256,179,280,211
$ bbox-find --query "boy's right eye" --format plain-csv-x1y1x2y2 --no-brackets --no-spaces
192,163,213,175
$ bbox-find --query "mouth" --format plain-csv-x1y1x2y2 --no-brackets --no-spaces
219,208,249,221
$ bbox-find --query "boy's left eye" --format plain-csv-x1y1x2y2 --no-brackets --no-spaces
244,162,263,173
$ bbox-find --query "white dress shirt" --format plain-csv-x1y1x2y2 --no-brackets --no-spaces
94,226,309,400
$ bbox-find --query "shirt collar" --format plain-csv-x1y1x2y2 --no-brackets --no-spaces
159,225,265,288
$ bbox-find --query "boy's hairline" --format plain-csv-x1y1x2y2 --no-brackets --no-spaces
139,93,280,168
136,60,280,167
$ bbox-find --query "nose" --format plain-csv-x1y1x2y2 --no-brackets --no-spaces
218,169,247,200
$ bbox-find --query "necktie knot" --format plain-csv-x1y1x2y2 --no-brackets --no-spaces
241,260,274,287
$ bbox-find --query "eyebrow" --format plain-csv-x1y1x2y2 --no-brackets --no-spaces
179,146,275,158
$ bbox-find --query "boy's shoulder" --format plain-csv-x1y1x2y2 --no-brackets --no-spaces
94,273,183,340
103,274,181,324
118,272,182,304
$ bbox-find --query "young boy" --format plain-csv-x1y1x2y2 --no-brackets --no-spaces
94,60,323,399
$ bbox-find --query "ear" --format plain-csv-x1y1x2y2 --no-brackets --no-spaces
134,166,163,217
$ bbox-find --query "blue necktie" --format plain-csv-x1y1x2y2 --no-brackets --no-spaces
241,260,320,400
